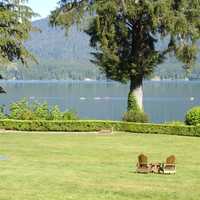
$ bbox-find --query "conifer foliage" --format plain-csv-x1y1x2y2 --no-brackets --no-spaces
0,0,36,92
0,0,36,64
51,0,200,111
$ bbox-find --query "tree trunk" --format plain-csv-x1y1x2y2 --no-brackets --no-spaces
120,0,127,12
128,76,143,111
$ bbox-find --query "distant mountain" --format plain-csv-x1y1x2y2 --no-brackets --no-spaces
27,18,93,62
1,18,102,80
0,17,200,80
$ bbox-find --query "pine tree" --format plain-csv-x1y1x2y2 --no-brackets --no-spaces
0,0,36,92
0,0,37,63
50,0,200,111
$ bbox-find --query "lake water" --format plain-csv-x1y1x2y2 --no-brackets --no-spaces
0,80,199,123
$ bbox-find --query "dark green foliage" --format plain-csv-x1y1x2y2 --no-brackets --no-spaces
9,99,36,120
0,105,6,119
127,93,139,111
51,1,200,74
185,106,200,126
34,102,50,120
50,105,63,120
0,0,37,64
0,119,199,137
7,99,78,121
124,93,149,123
123,110,149,123
0,0,37,93
50,0,200,110
118,121,200,137
63,110,79,120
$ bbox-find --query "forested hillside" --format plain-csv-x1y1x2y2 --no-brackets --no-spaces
0,18,102,80
0,18,199,80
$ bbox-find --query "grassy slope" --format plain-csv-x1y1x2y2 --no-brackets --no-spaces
0,132,199,200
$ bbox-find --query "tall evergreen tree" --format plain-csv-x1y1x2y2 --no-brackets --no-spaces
0,0,36,92
50,0,200,111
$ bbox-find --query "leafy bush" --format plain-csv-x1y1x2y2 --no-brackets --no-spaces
127,93,140,112
34,102,50,120
185,107,200,126
7,99,78,121
0,105,6,119
125,93,149,123
50,105,63,120
123,110,149,123
9,99,36,120
63,110,79,120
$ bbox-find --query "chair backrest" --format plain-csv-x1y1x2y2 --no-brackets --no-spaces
138,154,148,165
166,155,176,164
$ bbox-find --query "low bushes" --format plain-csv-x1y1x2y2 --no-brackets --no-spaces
0,119,199,137
123,110,149,123
1,99,79,121
185,106,200,126
0,120,114,132
0,106,6,119
123,93,149,123
119,121,199,137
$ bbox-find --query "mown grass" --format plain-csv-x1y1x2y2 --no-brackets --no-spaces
0,132,200,200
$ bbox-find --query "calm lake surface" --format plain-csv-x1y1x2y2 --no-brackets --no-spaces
0,80,199,123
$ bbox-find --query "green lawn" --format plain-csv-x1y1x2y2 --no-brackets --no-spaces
0,132,200,200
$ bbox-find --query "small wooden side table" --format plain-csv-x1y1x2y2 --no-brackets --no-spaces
149,163,161,173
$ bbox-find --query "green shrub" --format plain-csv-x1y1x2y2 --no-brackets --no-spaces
127,93,140,112
123,110,149,123
185,107,200,126
63,110,79,120
9,99,36,120
0,105,6,119
125,93,149,123
50,105,63,120
33,102,50,120
7,99,79,121
9,99,25,119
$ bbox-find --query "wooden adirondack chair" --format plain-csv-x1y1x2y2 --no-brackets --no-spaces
161,155,176,174
136,154,150,173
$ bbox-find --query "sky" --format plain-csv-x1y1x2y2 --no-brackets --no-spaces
28,0,58,19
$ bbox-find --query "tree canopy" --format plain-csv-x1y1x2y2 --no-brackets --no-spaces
0,0,36,92
51,0,200,111
0,0,36,64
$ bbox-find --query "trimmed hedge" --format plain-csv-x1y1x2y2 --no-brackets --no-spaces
0,119,199,137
